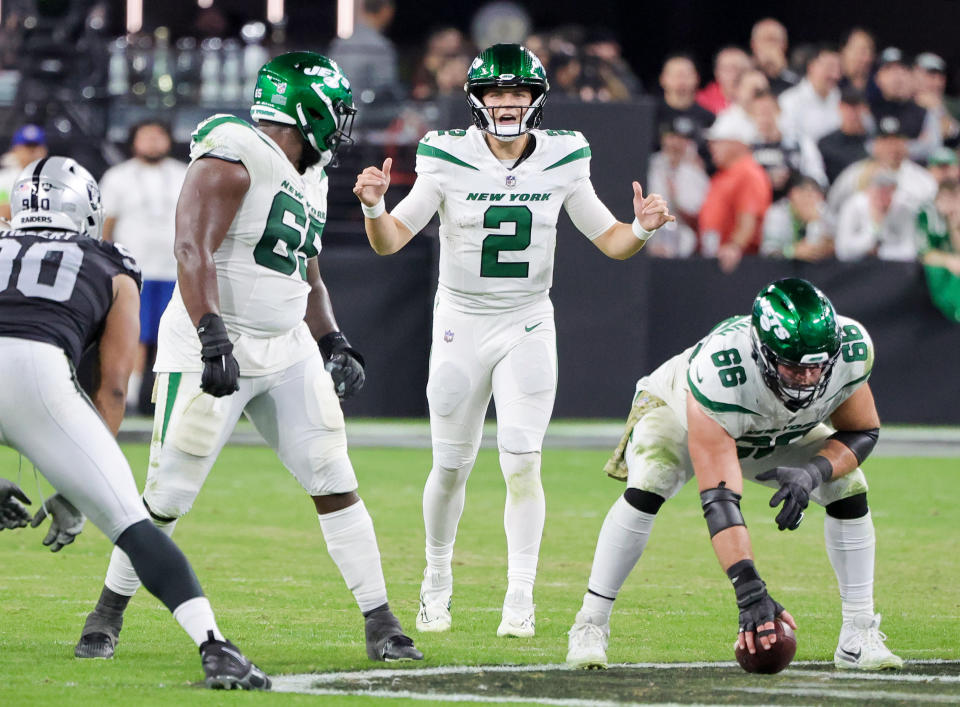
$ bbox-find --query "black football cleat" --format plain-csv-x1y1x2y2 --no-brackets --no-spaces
364,604,424,662
199,633,271,690
75,609,123,659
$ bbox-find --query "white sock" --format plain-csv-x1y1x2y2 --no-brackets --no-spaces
422,457,473,576
105,516,178,597
172,596,225,646
318,499,388,613
580,591,614,624
586,495,657,600
824,512,876,624
501,451,544,596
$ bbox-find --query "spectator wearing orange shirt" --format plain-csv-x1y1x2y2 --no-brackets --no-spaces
700,112,773,273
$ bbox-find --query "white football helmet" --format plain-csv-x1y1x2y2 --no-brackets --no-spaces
10,156,104,239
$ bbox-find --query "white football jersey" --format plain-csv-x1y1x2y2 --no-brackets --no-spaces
639,315,874,460
391,126,616,313
155,115,324,375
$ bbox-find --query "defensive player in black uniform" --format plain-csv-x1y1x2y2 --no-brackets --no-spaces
0,156,270,690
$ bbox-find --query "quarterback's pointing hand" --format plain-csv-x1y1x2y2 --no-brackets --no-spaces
353,158,392,207
633,182,675,232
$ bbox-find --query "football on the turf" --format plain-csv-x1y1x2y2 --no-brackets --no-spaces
734,620,797,674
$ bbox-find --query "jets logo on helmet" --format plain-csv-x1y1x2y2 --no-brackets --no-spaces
465,43,549,140
750,278,842,411
250,51,357,169
10,156,104,239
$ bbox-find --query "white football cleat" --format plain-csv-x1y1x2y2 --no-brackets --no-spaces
415,570,452,633
497,589,535,638
834,613,904,671
566,610,609,669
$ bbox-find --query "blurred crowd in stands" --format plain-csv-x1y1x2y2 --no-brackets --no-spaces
2,1,960,322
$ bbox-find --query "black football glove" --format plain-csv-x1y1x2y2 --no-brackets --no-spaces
318,331,366,400
756,459,831,531
30,493,85,552
197,313,240,397
728,560,784,637
0,478,31,530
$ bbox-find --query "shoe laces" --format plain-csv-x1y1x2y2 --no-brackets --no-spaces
571,620,607,645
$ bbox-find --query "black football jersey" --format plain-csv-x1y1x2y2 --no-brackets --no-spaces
0,229,142,367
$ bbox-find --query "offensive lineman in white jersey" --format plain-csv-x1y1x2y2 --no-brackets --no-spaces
354,43,675,637
566,278,903,671
74,52,422,663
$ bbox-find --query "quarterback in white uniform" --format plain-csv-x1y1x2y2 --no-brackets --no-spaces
354,43,674,637
566,278,903,672
75,52,422,663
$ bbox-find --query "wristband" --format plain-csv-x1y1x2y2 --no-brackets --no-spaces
807,455,834,484
362,198,385,219
631,217,656,241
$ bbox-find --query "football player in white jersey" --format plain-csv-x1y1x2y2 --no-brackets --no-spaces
566,278,903,671
353,43,675,638
74,52,422,663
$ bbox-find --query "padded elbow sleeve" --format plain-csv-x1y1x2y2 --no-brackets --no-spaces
700,486,745,538
829,428,879,464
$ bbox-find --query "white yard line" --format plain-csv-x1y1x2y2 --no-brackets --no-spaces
718,685,959,703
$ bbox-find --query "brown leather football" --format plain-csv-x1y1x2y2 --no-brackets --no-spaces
734,619,797,674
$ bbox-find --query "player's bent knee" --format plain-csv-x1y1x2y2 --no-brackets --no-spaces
700,486,745,537
142,481,199,520
509,340,555,395
427,362,471,416
498,426,542,455
624,487,666,515
825,492,869,519
435,441,476,472
304,456,359,497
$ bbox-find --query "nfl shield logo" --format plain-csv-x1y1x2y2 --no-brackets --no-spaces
443,329,454,343
277,81,287,95
505,174,517,189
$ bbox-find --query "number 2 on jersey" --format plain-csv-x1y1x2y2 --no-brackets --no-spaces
480,205,532,278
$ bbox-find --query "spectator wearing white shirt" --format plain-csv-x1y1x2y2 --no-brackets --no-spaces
761,174,833,261
827,117,937,246
778,44,842,144
645,118,709,257
913,52,960,152
100,121,187,411
835,170,911,260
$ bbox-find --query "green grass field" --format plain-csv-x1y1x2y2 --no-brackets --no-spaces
1,442,958,705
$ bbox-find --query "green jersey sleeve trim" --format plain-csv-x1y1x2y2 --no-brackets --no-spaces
416,143,479,170
687,372,760,415
840,370,871,390
192,115,251,145
544,146,592,171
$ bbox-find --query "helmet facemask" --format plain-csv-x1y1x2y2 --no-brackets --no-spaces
467,85,547,141
751,327,839,411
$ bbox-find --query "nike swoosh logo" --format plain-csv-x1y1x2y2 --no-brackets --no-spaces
838,647,862,661
525,322,543,333
696,372,704,383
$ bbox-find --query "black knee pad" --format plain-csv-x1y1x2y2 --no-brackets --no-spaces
826,493,869,519
624,488,665,515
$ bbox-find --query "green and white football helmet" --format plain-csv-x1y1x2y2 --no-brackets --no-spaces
465,43,549,140
250,51,356,168
750,278,842,410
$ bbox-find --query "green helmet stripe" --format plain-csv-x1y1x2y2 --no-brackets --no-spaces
544,146,591,171
416,143,480,170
